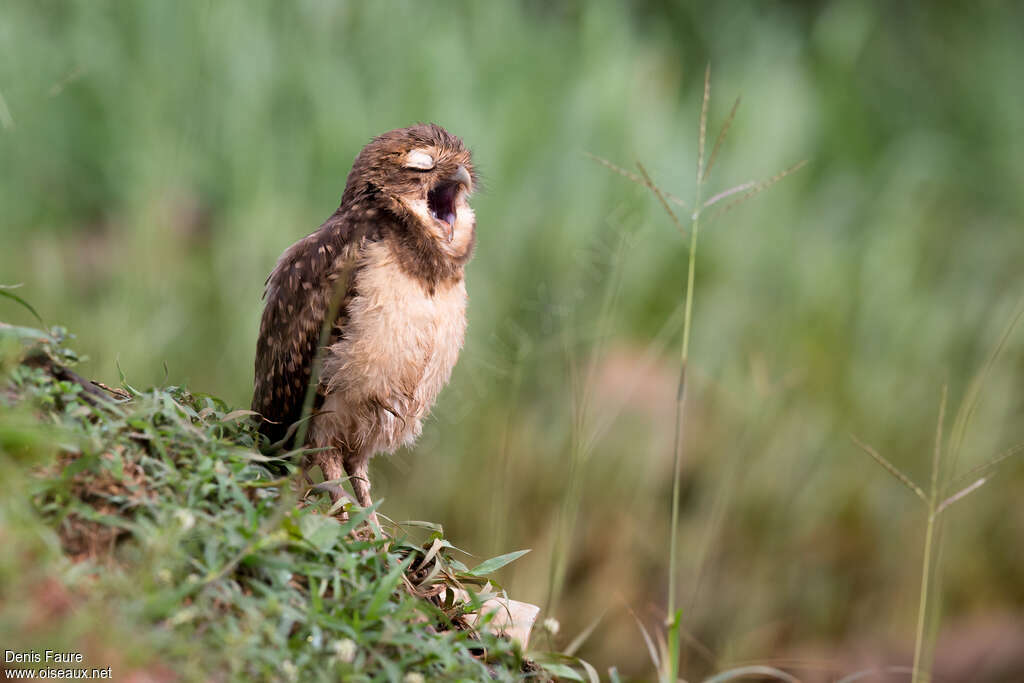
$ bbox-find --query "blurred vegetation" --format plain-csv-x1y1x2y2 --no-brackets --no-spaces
2,0,1024,679
0,324,545,681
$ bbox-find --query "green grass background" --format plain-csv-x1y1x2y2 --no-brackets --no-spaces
3,1,1024,677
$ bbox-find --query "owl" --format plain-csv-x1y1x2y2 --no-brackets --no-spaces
252,124,477,522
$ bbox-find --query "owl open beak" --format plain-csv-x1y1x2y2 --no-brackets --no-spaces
451,164,472,194
427,164,472,242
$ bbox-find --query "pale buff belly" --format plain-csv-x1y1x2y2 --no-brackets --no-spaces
312,241,467,456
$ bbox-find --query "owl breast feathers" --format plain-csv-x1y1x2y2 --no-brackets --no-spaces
252,124,477,511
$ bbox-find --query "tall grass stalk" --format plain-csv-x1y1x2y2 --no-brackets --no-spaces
595,65,805,681
911,385,946,683
853,305,1024,683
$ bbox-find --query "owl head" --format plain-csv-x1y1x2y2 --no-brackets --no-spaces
341,123,477,258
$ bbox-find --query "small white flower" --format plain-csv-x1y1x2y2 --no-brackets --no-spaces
403,673,425,683
332,638,357,664
157,568,173,584
282,660,298,682
543,617,560,636
174,508,195,531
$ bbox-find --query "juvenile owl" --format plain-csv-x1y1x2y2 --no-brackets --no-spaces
252,124,477,519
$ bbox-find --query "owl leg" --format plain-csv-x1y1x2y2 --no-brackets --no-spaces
314,455,355,519
343,452,381,534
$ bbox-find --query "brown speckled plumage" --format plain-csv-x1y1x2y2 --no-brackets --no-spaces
252,124,477,516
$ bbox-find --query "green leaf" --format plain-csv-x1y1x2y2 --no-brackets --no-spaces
466,549,531,576
0,284,43,323
298,513,341,553
336,501,378,535
395,519,444,533
366,555,413,620
0,323,54,345
544,663,584,680
531,653,585,681
102,451,125,480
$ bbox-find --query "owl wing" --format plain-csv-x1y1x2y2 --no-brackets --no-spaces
252,215,366,446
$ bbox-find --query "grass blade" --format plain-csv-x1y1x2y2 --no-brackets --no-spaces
703,95,741,182
702,181,756,210
947,303,1024,476
697,64,711,184
563,610,605,657
935,477,988,516
706,159,808,222
636,162,685,237
703,665,799,683
836,666,915,683
627,607,660,670
931,384,948,497
850,434,927,502
951,441,1024,488
0,284,43,324
466,548,531,576
580,658,600,683
366,555,413,620
664,609,682,683
585,153,689,209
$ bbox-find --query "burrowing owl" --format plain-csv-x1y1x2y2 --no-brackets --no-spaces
253,124,477,519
